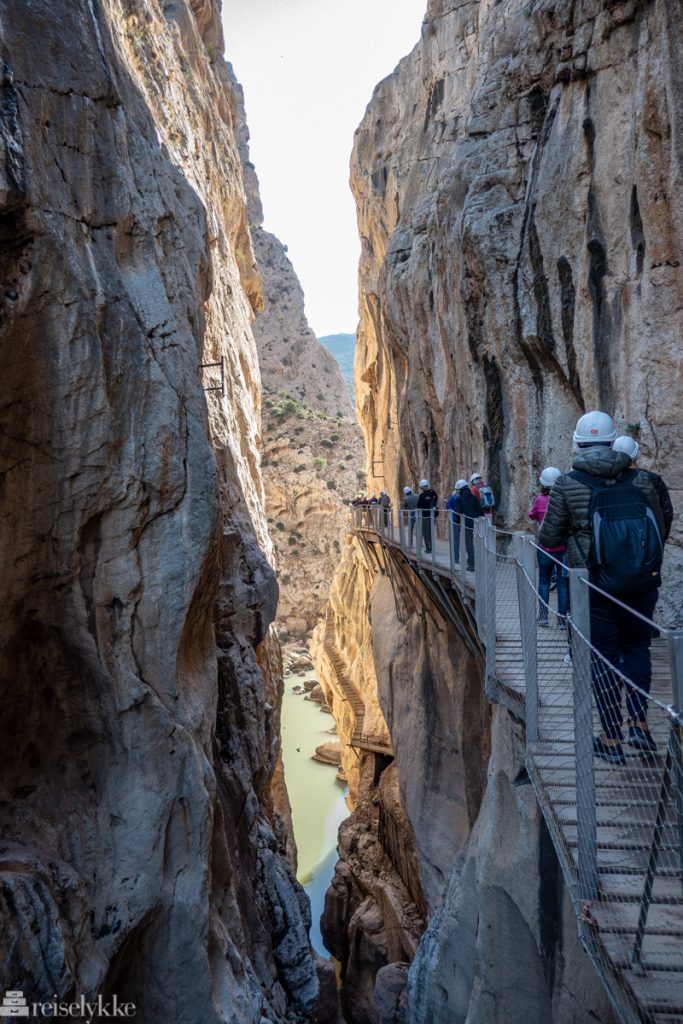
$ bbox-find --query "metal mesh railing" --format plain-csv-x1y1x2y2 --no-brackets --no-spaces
351,503,683,1021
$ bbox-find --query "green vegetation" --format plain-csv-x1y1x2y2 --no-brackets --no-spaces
320,438,334,449
288,535,297,546
313,457,326,472
326,480,337,490
275,522,285,531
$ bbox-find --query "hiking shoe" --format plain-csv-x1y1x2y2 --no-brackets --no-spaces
629,725,658,753
593,736,625,765
537,617,549,628
563,652,572,666
557,615,567,629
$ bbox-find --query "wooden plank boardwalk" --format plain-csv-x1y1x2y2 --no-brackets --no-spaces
355,521,683,1024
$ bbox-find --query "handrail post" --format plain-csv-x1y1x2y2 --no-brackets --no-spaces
474,517,486,640
416,509,423,562
431,510,436,570
459,513,467,592
516,533,539,745
484,518,496,680
568,567,597,901
448,510,456,582
398,508,406,551
668,631,683,890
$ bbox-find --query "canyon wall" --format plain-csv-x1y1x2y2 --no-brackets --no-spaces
318,0,682,1021
0,1,322,1020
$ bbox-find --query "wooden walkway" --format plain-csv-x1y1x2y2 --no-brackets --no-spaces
355,522,683,1024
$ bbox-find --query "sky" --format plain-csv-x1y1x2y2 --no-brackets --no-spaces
221,0,427,338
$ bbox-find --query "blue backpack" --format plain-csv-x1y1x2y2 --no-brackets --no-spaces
569,469,663,594
478,485,495,509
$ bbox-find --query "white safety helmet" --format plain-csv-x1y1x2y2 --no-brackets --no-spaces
455,479,468,490
539,466,562,488
419,479,429,489
613,435,640,461
572,410,616,451
403,486,413,494
470,472,483,484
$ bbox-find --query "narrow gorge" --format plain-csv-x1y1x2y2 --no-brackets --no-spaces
314,1,683,1022
2,1,682,1024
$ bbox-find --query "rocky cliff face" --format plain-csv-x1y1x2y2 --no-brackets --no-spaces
226,68,363,653
353,0,682,618
318,0,682,1020
0,1,321,1019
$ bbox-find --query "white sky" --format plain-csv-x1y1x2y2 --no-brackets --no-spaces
221,0,427,337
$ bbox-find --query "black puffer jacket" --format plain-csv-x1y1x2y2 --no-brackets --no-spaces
538,447,665,567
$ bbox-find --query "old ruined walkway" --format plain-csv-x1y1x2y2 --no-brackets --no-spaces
352,505,683,1024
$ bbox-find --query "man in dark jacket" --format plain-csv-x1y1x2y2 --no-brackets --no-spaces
539,411,666,764
416,478,438,554
446,479,481,571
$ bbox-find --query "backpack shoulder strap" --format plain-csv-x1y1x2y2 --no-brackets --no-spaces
568,469,601,489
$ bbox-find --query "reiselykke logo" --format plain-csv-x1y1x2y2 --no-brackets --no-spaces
0,992,29,1017
1,993,136,1021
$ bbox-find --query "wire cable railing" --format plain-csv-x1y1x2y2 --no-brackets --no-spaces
351,501,683,1024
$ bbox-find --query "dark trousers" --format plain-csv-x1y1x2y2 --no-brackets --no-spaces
590,586,658,741
421,512,433,552
452,520,474,569
537,549,568,621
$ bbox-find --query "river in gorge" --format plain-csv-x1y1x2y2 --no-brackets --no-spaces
280,671,349,955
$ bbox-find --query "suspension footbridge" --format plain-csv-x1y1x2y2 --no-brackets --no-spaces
350,505,683,1024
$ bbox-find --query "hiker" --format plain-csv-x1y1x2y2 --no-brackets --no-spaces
528,467,568,627
379,490,392,527
402,486,419,546
539,411,667,764
446,479,481,571
613,436,674,540
470,473,496,519
416,479,439,554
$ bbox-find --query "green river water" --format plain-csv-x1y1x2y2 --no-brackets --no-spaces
280,672,349,955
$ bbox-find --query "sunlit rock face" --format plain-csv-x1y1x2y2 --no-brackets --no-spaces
0,0,320,1019
352,0,682,621
319,0,681,1020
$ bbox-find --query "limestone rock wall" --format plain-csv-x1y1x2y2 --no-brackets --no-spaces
0,1,319,1019
353,0,683,620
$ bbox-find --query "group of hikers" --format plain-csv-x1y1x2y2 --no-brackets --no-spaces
352,410,675,767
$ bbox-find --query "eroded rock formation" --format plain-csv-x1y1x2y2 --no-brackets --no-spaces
317,0,682,1020
0,0,322,1019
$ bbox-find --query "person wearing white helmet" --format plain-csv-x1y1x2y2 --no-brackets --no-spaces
572,409,617,451
416,479,439,554
445,480,481,571
401,486,419,546
540,411,666,764
613,436,674,541
470,472,496,518
529,467,568,627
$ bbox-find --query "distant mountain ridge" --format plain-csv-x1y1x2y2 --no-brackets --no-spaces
319,333,356,404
